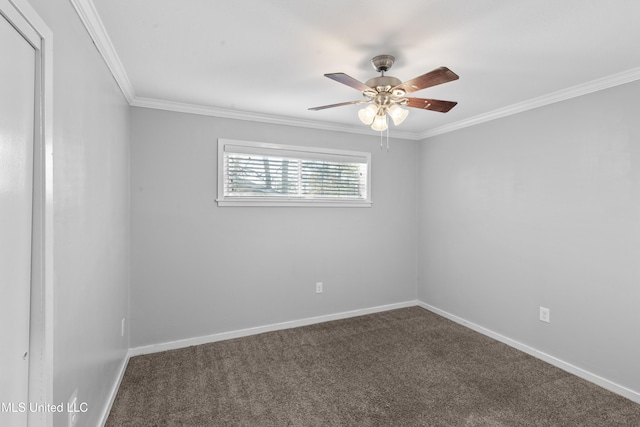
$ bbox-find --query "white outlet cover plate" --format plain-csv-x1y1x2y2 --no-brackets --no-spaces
539,307,550,323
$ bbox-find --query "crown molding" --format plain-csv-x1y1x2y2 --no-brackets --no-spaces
72,0,640,142
69,0,135,103
419,66,640,140
65,0,419,140
130,97,421,140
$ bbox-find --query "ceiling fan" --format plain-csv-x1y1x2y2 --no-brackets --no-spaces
309,54,459,131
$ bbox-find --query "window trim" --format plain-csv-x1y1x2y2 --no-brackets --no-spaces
217,139,372,207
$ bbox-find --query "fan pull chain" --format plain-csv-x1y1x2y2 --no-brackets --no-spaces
386,126,390,151
379,116,390,151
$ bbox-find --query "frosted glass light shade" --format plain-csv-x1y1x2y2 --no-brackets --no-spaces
358,104,378,125
388,104,409,126
371,113,388,131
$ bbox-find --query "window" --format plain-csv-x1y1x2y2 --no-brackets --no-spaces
217,139,372,207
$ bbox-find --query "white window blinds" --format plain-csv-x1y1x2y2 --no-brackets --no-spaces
217,139,372,207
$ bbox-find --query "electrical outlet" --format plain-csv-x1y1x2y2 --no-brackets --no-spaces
68,389,78,427
315,282,323,294
121,318,125,337
539,307,550,323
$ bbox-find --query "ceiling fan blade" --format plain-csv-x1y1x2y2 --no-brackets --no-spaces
308,100,369,111
324,73,372,92
395,67,459,94
405,98,458,113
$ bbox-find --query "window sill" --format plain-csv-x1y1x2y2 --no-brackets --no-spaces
216,198,373,208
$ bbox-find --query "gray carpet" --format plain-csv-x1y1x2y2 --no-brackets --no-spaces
106,307,640,426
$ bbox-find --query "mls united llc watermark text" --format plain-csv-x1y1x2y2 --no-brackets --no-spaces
1,401,88,414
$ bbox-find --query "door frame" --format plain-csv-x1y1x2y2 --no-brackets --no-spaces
0,1,53,425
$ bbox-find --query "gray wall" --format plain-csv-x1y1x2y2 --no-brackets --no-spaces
23,0,640,416
417,80,640,395
27,0,131,425
130,107,417,348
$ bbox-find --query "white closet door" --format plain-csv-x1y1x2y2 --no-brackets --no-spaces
0,10,36,427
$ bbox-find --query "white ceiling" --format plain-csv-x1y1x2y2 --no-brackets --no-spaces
87,0,640,139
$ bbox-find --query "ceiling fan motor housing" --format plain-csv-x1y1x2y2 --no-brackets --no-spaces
365,75,402,90
367,56,404,96
364,75,406,107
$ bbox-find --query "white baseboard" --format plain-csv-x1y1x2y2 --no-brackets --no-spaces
128,300,419,357
417,301,640,404
108,298,639,422
99,353,130,426
99,302,415,425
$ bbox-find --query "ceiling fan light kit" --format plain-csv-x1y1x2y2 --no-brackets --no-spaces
309,54,459,134
388,104,409,126
357,104,378,125
371,112,389,132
